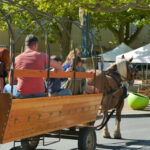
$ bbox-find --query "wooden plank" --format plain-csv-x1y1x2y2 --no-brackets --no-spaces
0,94,12,143
4,112,97,143
8,101,99,123
2,94,102,143
14,69,94,78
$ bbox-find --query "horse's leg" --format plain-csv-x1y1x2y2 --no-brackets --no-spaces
114,101,124,139
102,111,111,138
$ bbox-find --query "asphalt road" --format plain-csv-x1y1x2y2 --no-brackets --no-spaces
1,115,150,150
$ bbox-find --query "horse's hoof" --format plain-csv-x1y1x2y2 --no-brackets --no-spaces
103,135,111,139
114,134,122,139
114,136,122,139
114,130,122,139
103,134,111,139
103,136,111,139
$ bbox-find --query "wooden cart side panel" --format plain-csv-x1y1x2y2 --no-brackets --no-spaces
0,93,12,143
14,69,94,79
2,94,102,143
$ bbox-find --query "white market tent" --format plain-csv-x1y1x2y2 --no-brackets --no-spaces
98,43,132,70
116,43,150,64
102,42,132,62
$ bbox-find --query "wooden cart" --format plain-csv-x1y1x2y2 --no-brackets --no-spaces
0,69,102,150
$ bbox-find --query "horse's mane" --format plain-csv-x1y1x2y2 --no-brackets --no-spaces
105,62,117,72
116,60,127,79
105,59,127,80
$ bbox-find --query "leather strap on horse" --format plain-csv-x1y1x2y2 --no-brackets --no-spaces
95,86,127,130
96,71,122,128
98,71,121,113
102,72,112,93
105,71,121,87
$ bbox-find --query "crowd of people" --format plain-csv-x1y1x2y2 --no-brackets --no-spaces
0,34,96,99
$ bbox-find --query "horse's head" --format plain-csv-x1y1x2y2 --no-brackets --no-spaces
87,55,134,92
116,55,134,85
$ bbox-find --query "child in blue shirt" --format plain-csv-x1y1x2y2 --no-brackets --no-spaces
46,56,72,96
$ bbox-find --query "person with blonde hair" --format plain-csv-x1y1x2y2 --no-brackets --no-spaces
62,56,86,95
63,48,81,71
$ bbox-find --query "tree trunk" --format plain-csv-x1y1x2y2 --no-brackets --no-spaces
126,26,143,45
125,23,130,41
118,24,125,44
108,23,143,46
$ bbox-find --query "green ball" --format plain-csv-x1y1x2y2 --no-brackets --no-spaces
128,92,149,110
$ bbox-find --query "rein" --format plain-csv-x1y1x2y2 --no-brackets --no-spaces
95,70,127,130
95,86,127,130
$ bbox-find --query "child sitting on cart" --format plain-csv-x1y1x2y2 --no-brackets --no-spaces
62,56,86,95
46,56,72,96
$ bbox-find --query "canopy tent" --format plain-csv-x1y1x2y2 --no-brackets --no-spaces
116,43,150,64
98,43,132,70
102,43,132,62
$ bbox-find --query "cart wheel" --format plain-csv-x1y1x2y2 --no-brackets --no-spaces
78,127,96,150
21,136,39,150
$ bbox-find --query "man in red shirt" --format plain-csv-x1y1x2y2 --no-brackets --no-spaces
4,34,62,98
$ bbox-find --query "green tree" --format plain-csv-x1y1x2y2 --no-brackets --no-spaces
0,0,80,59
80,0,150,13
33,0,80,59
79,0,150,46
90,8,150,46
1,0,150,56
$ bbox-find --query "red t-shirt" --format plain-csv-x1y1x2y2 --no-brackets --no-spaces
15,49,48,95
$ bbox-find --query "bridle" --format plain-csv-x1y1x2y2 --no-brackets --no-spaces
127,61,135,85
116,60,134,84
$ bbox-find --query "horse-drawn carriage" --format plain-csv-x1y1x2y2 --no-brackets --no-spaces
0,70,103,150
0,2,134,150
0,59,134,150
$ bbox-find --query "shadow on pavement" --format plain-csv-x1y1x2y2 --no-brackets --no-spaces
10,146,55,150
97,138,150,149
112,113,150,118
10,139,150,150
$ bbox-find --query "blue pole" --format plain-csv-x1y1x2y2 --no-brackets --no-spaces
81,12,91,58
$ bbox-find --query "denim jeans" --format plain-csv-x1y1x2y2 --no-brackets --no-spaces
3,84,45,98
51,88,72,96
3,84,20,97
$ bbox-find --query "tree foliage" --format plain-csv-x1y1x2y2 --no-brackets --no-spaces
0,0,150,56
80,0,150,12
78,0,150,46
0,0,80,59
90,8,150,46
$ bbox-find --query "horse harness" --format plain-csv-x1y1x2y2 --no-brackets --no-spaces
96,71,127,130
103,71,122,95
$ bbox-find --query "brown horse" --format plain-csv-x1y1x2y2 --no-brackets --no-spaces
87,55,134,139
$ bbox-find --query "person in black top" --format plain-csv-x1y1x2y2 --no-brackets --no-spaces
46,56,72,96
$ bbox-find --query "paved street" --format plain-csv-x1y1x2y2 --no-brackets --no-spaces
1,115,150,150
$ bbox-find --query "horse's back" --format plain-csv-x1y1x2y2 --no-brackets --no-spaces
87,70,103,90
87,70,119,92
